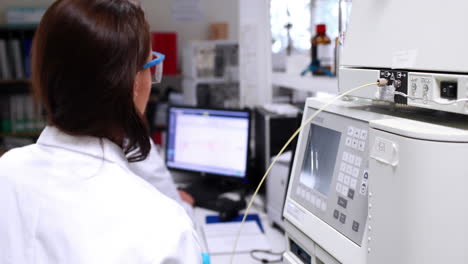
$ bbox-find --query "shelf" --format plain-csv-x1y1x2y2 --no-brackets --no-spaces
162,73,182,78
272,72,338,94
0,79,30,85
0,25,37,31
0,132,41,138
183,76,238,84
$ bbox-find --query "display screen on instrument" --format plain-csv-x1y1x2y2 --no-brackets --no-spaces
299,124,341,195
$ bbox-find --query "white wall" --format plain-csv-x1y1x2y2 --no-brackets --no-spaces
142,0,238,41
141,0,239,70
0,0,239,69
239,0,272,107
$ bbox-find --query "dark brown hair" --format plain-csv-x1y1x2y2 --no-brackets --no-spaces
32,0,151,162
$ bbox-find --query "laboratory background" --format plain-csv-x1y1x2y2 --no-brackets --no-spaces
1,0,468,263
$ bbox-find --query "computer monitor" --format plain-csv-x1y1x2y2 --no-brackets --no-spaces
165,106,251,180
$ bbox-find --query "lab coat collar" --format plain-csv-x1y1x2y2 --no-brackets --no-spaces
37,126,130,168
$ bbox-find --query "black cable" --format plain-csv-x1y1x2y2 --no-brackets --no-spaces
249,249,284,263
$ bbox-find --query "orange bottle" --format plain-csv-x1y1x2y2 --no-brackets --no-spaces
311,24,332,75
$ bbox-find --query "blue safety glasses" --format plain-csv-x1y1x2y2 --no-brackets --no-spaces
142,51,166,84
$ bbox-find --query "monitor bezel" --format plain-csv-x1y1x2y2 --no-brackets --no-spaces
165,105,252,182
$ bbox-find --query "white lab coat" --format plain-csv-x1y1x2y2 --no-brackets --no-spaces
127,141,194,219
0,126,202,264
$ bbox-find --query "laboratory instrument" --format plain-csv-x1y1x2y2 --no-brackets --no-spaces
282,97,468,264
266,151,293,231
254,106,300,186
340,0,468,115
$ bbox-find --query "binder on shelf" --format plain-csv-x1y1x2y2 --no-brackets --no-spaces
8,38,25,79
25,96,34,131
0,94,45,134
0,26,44,139
8,96,15,133
34,102,45,131
10,95,20,132
0,27,35,80
0,97,12,133
22,38,33,78
0,39,11,80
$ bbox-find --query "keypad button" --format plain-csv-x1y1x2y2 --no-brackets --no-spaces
346,137,352,147
338,172,345,183
310,194,316,204
342,152,349,161
321,202,327,211
350,179,357,189
342,186,349,196
347,127,354,136
358,141,366,151
348,154,355,164
315,199,322,208
344,175,351,185
301,188,306,198
348,189,355,200
340,163,346,172
306,192,311,201
333,209,340,219
352,167,359,178
354,157,362,167
336,183,343,193
338,197,348,209
360,130,368,140
352,139,359,149
353,128,361,138
352,221,360,232
339,213,347,224
346,164,353,175
360,183,368,195
363,171,369,180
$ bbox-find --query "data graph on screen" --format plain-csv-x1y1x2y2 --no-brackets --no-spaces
166,107,250,178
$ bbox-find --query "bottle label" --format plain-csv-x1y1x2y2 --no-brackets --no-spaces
318,44,333,66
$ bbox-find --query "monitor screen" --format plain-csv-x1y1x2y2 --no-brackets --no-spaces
299,124,341,196
166,106,250,178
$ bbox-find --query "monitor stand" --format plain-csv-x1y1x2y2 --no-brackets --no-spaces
182,177,246,212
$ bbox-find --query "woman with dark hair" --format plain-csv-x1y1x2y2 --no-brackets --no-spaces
0,0,201,263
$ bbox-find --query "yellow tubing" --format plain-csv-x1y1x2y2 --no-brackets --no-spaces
230,82,378,263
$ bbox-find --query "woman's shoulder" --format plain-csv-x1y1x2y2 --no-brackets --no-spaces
126,172,191,221
0,144,38,170
0,144,49,202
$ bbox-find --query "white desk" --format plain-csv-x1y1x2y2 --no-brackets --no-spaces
172,171,286,263
193,206,286,264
